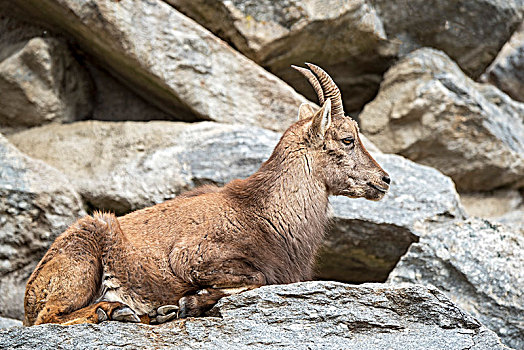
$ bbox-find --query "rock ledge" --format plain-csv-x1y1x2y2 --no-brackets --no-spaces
0,282,508,350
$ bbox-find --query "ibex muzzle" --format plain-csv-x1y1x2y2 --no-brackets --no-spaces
293,63,390,200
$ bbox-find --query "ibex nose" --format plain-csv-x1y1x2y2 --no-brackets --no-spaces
382,175,391,185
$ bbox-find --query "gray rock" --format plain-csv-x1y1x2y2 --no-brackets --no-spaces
0,134,85,320
0,316,22,329
359,48,524,192
495,207,524,234
388,218,524,349
9,121,278,214
476,81,524,124
12,0,308,131
169,0,397,113
0,8,46,46
0,282,509,349
460,189,523,225
370,0,523,77
481,22,524,102
9,120,464,283
0,21,93,127
319,154,465,282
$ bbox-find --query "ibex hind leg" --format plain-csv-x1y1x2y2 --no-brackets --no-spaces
24,213,137,325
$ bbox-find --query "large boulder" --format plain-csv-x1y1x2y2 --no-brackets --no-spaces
359,48,524,192
10,120,464,283
169,0,397,113
388,218,524,349
370,0,523,77
0,282,509,349
0,134,85,320
0,16,93,128
12,0,308,131
481,22,524,102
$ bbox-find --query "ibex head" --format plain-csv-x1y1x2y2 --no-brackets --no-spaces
292,63,390,201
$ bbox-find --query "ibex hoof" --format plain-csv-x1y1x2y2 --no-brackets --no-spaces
96,307,108,322
112,306,141,323
157,304,179,316
150,304,179,324
177,296,190,318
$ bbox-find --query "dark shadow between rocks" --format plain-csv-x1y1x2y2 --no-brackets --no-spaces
315,219,419,283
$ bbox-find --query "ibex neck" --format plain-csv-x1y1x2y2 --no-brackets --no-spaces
253,155,329,221
232,149,330,282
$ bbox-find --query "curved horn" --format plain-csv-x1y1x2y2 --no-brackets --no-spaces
291,65,324,105
305,63,344,118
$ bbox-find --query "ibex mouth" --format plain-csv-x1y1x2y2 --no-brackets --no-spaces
367,182,388,193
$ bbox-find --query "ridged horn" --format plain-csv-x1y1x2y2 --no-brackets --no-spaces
291,65,324,105
304,63,344,118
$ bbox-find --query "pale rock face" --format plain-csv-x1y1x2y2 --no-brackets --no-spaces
459,189,524,233
359,48,524,192
0,316,22,329
10,0,308,131
389,218,524,349
9,121,280,214
370,0,524,77
171,0,388,59
169,0,398,113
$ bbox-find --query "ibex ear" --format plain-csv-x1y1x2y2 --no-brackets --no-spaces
310,98,331,138
297,103,317,120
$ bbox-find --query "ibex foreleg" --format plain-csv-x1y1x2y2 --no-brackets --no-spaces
174,259,265,317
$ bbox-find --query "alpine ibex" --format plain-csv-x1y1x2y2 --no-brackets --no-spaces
24,64,390,326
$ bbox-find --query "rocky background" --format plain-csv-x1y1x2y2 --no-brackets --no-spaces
0,0,522,349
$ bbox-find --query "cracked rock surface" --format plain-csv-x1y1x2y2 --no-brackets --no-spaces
389,218,524,349
0,281,508,349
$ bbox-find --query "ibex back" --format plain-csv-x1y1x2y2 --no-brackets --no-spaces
24,64,390,326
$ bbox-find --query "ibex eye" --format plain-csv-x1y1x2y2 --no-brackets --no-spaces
341,137,354,145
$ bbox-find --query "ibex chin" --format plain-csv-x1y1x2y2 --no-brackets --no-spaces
24,64,390,326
